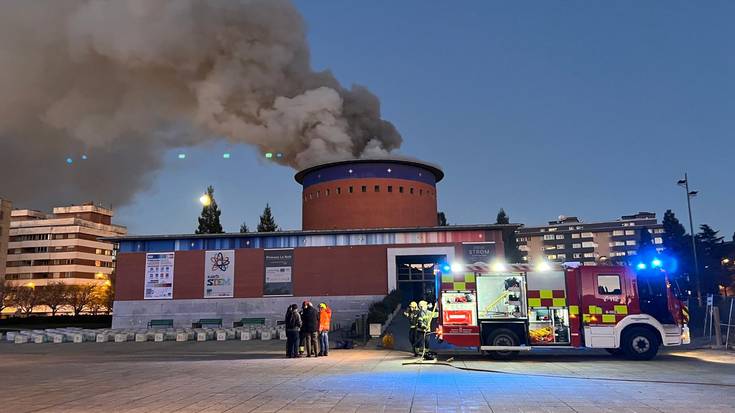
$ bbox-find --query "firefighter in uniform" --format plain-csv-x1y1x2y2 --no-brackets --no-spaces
403,301,419,355
415,300,434,358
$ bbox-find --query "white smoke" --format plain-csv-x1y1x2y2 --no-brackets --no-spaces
0,0,401,208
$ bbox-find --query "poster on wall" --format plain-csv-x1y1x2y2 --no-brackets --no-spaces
264,249,293,296
144,252,175,299
462,242,496,266
204,250,235,298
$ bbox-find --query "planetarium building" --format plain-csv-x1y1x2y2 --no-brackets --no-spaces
109,158,510,328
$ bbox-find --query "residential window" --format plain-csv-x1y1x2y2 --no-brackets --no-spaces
626,240,636,246
612,230,624,236
627,250,637,256
572,243,581,249
654,228,664,234
556,254,566,260
624,230,635,236
573,253,582,259
597,275,622,295
547,254,557,260
581,232,594,238
548,227,558,232
545,245,556,251
571,233,580,239
555,235,564,240
653,237,663,245
543,234,555,240
581,241,595,248
556,244,565,249
583,252,596,258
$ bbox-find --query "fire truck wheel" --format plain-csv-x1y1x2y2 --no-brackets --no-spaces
621,327,660,360
486,329,520,360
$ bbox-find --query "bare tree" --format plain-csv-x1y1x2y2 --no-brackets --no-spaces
67,284,96,316
40,282,69,316
0,280,10,313
11,285,41,316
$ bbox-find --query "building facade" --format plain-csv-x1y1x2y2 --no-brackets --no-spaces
517,212,665,266
296,159,443,230
5,203,127,287
109,159,510,328
0,198,11,281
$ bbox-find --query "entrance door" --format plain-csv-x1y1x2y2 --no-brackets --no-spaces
396,255,445,307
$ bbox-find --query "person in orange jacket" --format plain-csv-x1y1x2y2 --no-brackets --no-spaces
318,302,332,356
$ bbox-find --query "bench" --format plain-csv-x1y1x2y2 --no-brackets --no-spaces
147,319,174,328
192,318,223,328
233,317,266,328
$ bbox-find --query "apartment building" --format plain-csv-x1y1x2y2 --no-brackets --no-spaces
5,203,127,287
0,198,11,281
516,212,665,265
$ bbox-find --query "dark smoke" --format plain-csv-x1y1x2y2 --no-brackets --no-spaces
0,0,401,209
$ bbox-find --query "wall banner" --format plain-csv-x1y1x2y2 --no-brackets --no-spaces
144,252,175,299
264,249,293,296
204,250,235,298
462,242,496,266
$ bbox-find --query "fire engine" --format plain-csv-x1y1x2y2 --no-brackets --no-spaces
435,259,690,360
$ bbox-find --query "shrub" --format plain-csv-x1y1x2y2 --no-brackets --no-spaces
367,289,402,324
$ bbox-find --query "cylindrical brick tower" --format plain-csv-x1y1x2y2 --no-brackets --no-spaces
295,158,444,230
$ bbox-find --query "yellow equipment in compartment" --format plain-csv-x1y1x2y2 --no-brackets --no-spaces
529,325,553,343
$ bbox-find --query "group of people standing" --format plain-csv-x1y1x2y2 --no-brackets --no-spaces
284,301,332,358
404,300,434,357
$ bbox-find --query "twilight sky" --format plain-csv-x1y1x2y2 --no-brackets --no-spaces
117,1,734,239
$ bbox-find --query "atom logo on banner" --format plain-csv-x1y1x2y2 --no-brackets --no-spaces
211,252,231,272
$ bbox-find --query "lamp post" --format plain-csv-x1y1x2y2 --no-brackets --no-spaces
677,173,701,306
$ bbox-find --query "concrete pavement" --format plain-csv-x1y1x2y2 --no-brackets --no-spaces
0,339,733,413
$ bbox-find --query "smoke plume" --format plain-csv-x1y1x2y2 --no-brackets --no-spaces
0,0,401,209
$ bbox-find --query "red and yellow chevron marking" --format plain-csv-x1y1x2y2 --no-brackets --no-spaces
527,289,567,308
441,272,476,291
583,305,629,324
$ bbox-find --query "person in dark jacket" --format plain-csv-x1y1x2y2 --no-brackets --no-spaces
285,304,302,358
301,301,320,357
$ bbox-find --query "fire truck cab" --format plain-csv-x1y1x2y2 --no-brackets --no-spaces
436,261,690,360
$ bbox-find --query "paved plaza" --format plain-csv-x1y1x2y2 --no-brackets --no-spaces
1,340,734,413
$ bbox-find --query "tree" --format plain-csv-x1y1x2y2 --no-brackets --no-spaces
11,285,41,316
195,185,224,234
239,221,249,233
696,224,726,294
437,212,447,226
40,282,69,316
0,280,10,314
495,208,523,263
88,284,112,315
257,203,278,232
662,210,688,256
67,284,96,316
661,209,694,289
495,209,509,225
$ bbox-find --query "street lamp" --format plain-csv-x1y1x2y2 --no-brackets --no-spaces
678,173,701,306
